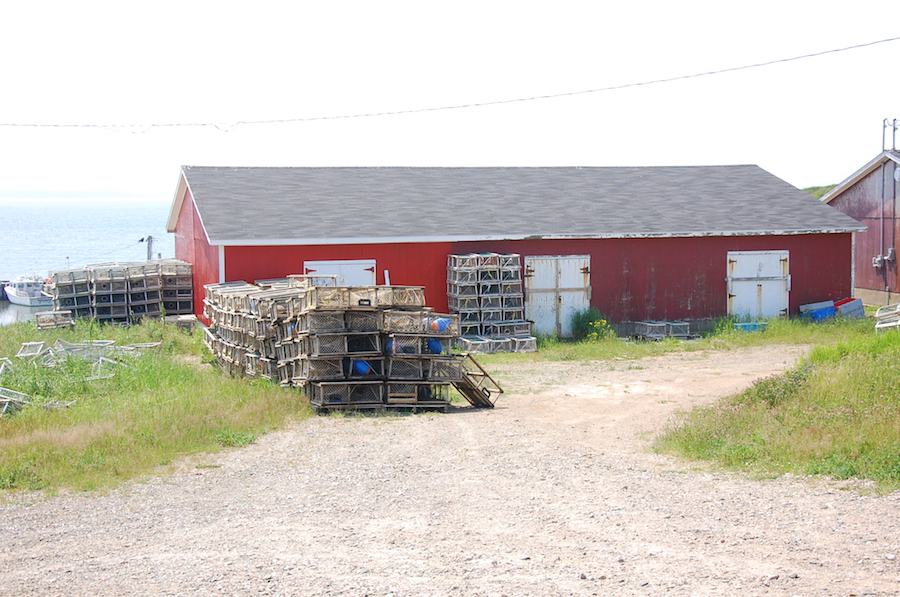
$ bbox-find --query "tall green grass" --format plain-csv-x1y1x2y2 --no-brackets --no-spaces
0,320,308,493
656,325,900,489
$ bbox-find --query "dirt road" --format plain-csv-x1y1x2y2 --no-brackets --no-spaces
3,345,900,596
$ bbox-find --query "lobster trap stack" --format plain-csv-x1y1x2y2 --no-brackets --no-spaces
447,253,536,353
202,278,463,412
48,259,193,325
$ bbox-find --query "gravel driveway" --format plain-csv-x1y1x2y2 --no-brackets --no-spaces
2,345,899,596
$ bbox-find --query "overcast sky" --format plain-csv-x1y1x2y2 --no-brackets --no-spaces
1,1,898,200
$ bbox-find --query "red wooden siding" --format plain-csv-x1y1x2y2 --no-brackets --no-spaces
828,166,899,294
173,191,219,322
214,233,853,323
453,235,852,321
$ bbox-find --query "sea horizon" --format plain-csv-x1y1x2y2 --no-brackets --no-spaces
0,198,176,281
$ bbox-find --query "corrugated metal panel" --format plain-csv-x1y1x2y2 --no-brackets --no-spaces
174,190,219,323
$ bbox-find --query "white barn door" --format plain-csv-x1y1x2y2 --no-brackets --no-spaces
303,259,376,286
726,251,790,319
525,255,591,337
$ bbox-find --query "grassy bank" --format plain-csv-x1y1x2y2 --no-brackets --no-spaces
0,319,308,493
1,312,889,493
656,321,900,490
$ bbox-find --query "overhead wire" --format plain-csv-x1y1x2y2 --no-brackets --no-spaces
1,35,898,132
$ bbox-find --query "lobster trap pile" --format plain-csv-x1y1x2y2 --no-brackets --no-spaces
203,276,468,412
447,253,536,353
48,259,193,324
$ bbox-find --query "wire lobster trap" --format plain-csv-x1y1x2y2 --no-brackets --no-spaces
448,295,479,311
488,320,532,337
298,357,345,381
346,333,382,355
478,281,501,296
425,357,464,381
344,357,384,379
299,310,346,334
447,282,479,297
382,309,429,333
387,357,424,380
385,382,450,407
423,314,459,336
307,381,384,409
345,310,382,332
447,254,480,269
477,253,499,267
374,286,426,308
480,295,502,310
498,254,521,269
447,268,479,284
305,286,351,310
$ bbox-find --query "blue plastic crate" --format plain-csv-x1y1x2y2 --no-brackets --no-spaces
734,322,767,332
801,306,836,322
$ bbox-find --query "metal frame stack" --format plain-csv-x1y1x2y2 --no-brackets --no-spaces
48,259,192,325
447,252,536,353
202,278,463,412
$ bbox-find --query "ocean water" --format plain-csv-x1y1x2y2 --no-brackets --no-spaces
0,198,175,281
0,198,175,325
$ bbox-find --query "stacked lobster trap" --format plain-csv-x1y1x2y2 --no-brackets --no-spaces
447,253,536,353
202,276,464,412
49,259,193,325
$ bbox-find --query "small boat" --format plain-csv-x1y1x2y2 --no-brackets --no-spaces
4,275,53,307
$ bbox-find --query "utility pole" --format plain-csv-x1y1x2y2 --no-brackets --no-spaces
146,235,154,261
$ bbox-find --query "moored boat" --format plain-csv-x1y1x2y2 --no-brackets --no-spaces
4,275,53,307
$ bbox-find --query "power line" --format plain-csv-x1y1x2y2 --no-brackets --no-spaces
2,35,898,132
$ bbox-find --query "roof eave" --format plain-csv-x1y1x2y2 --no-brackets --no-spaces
166,169,189,232
822,150,900,204
208,227,866,247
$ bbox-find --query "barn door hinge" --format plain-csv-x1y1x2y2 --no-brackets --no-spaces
364,267,375,272
524,266,535,278
727,293,736,299
581,267,592,274
305,268,317,274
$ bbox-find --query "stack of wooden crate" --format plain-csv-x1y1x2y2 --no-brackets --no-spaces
90,264,129,324
202,278,462,412
48,259,193,325
126,262,162,321
447,253,536,353
50,269,93,319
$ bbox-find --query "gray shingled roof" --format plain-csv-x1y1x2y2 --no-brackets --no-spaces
178,165,865,244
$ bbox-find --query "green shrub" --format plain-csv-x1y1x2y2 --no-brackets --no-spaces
570,308,615,341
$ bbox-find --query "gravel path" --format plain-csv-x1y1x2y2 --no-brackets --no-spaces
2,345,900,596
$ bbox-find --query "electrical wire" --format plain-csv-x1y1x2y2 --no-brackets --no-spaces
1,35,898,132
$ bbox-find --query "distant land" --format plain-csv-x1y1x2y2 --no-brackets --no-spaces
803,185,837,199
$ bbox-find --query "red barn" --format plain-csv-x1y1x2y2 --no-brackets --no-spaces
166,166,864,335
822,150,900,306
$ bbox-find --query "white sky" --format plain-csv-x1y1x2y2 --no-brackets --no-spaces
0,1,898,199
